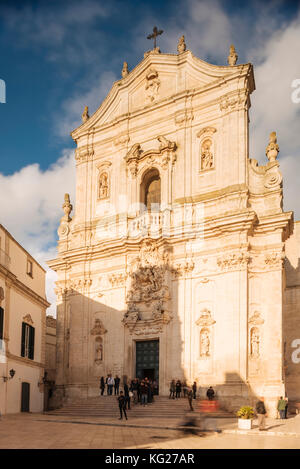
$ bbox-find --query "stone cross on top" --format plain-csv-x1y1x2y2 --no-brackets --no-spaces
147,26,163,50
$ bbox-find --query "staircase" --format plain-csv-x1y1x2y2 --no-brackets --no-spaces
45,395,232,420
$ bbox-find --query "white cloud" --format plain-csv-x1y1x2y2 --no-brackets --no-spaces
0,149,76,316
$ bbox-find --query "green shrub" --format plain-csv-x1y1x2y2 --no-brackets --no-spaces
236,406,254,419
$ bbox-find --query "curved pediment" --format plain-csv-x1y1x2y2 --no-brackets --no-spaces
71,50,254,141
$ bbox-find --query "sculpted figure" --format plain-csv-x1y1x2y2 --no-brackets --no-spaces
99,172,109,199
227,44,238,66
200,329,210,357
251,328,260,358
266,131,279,162
177,35,186,54
82,105,89,123
201,140,214,170
122,61,129,78
62,193,72,222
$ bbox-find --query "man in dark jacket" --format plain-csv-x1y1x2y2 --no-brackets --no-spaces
192,382,197,400
206,386,215,401
124,383,131,409
256,397,267,430
117,391,128,420
114,376,120,395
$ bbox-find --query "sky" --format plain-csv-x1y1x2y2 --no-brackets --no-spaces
0,0,300,315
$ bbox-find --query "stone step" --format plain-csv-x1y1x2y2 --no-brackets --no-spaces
46,396,233,419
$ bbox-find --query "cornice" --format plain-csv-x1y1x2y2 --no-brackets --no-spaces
0,264,50,309
7,352,45,369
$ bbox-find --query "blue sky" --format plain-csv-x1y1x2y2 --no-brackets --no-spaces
1,0,300,314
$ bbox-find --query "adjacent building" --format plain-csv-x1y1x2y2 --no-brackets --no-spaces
0,224,50,414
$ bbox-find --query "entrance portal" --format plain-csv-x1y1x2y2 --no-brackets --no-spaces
136,340,159,386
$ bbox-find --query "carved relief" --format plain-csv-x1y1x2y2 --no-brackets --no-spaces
217,252,250,271
174,108,193,127
124,137,177,177
90,318,107,336
145,68,160,102
108,272,127,287
75,146,94,164
23,314,34,325
220,91,249,113
172,260,195,278
195,308,216,327
124,239,172,334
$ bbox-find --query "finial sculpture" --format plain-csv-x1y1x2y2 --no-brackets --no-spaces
227,44,238,66
122,62,129,78
266,132,279,162
177,35,186,54
82,105,89,123
62,193,73,222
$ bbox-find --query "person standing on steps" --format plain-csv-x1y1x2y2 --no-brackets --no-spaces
169,380,176,399
206,386,215,401
117,391,128,420
192,381,197,400
176,380,182,399
187,387,194,411
100,376,105,396
114,375,120,395
124,382,131,410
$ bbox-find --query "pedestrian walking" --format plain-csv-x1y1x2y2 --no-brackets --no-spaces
100,376,105,396
277,396,287,419
187,387,194,411
117,391,128,420
192,381,197,400
256,397,267,431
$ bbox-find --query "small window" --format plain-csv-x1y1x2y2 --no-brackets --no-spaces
27,260,33,278
21,322,35,360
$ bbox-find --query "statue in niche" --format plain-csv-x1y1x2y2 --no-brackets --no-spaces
99,172,109,199
250,327,260,358
200,329,210,357
95,337,103,362
201,139,214,170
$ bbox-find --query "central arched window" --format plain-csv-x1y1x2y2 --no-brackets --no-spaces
141,168,161,212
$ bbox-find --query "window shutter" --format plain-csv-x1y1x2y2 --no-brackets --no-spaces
29,326,35,360
0,307,3,341
21,322,26,357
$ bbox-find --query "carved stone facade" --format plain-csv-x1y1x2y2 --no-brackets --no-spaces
48,43,298,417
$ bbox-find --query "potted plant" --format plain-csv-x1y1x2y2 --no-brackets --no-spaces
236,406,254,429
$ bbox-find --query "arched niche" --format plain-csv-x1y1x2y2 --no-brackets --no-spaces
140,168,161,212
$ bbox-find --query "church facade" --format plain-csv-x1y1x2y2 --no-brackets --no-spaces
48,38,300,416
